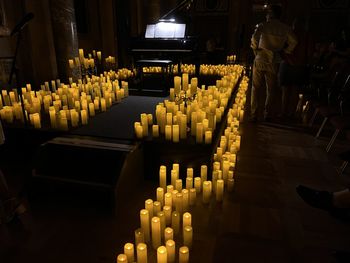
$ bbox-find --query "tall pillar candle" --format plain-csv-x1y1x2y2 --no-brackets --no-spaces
163,205,172,226
124,243,134,263
167,185,174,193
186,168,193,178
186,177,193,190
175,193,183,214
182,212,191,228
164,227,174,242
137,243,148,263
173,163,179,177
201,165,207,182
205,131,212,144
180,114,187,139
175,179,182,192
171,211,180,235
189,188,196,206
165,125,172,140
166,239,176,263
157,211,166,238
179,246,189,263
152,124,159,137
182,73,189,91
227,178,234,192
151,217,161,249
159,166,167,190
171,170,178,187
194,177,201,193
196,123,203,143
202,181,212,204
140,209,150,242
141,113,148,136
117,254,127,263
216,179,224,202
157,187,164,206
164,193,172,208
157,246,167,263
145,199,154,219
181,189,189,212
174,76,181,94
88,102,95,117
153,201,161,215
183,226,193,248
135,228,145,245
172,124,179,143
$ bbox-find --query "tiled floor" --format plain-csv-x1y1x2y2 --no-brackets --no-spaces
1,114,350,263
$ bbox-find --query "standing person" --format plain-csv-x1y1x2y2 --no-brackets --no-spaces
279,17,312,119
250,4,297,122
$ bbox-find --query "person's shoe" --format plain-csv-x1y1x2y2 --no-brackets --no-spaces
296,185,333,210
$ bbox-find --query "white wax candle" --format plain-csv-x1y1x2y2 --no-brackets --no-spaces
81,109,88,125
153,124,159,137
137,243,148,263
159,165,167,190
173,163,179,177
167,185,174,193
171,211,180,235
157,246,167,263
182,73,189,91
154,201,161,215
174,76,181,94
170,88,175,101
165,125,172,140
157,187,164,206
166,112,172,125
141,113,148,137
201,165,207,182
163,205,172,226
227,178,234,192
222,160,230,182
69,59,74,69
147,113,153,125
157,211,166,238
124,243,134,263
194,177,201,193
135,122,143,139
181,189,189,212
183,226,192,248
172,124,179,143
196,123,203,143
140,209,150,243
135,228,144,245
189,188,196,206
164,193,172,208
116,254,127,263
164,227,174,242
175,179,182,192
166,239,176,263
175,193,183,214
202,181,212,204
151,217,161,249
191,112,197,136
171,170,178,187
186,168,193,178
88,102,95,117
186,177,193,190
179,246,189,263
100,98,106,112
216,179,224,202
180,114,187,139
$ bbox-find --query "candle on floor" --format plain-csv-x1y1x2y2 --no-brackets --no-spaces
175,193,183,214
205,131,212,144
163,205,172,226
173,163,179,177
179,246,189,263
100,98,106,112
164,193,172,208
196,123,203,143
194,177,201,193
151,217,161,249
154,201,161,215
140,209,150,243
157,211,166,237
202,181,212,204
159,165,167,190
135,122,143,139
175,179,182,192
124,243,134,263
157,246,167,263
201,165,207,182
227,178,234,192
145,199,154,219
170,88,175,101
172,124,179,143
157,187,164,206
81,110,88,125
182,189,189,212
32,113,41,129
189,188,196,206
167,185,174,193
164,227,174,242
180,114,187,139
166,240,176,263
183,212,191,228
183,226,192,248
116,254,127,263
137,243,148,263
172,211,180,235
186,177,193,190
141,113,148,137
182,73,189,90
171,170,178,187
216,179,224,202
165,125,172,140
147,113,153,125
135,228,144,245
88,102,95,117
153,124,159,137
174,76,181,94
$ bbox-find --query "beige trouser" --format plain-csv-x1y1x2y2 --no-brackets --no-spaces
251,61,279,119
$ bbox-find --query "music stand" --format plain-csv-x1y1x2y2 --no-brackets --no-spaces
7,13,34,126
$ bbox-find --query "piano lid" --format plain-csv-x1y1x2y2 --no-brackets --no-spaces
159,0,195,22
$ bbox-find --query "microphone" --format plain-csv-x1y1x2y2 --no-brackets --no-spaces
11,13,35,36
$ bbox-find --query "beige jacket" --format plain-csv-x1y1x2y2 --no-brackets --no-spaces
251,18,298,71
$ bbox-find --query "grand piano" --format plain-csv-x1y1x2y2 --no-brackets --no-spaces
130,0,199,74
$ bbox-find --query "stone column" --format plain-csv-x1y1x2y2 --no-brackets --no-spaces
49,0,80,82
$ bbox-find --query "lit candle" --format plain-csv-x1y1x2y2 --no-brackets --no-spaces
181,189,189,212
166,240,175,263
182,212,191,228
140,209,150,243
141,113,148,137
172,124,179,143
183,226,192,248
182,73,189,91
175,193,183,214
180,114,187,139
152,124,159,137
154,201,161,215
186,177,192,190
205,130,212,144
163,205,172,226
68,59,74,69
135,122,143,139
124,243,134,263
196,123,203,143
164,193,172,208
202,181,212,204
81,109,88,125
157,246,167,263
116,254,127,263
179,246,189,263
101,98,106,111
167,185,174,193
147,113,153,125
151,217,161,249
174,76,181,94
159,165,167,190
173,163,179,177
165,125,172,140
145,199,154,219
171,211,180,235
157,187,164,206
216,179,224,202
189,188,196,206
157,211,166,238
164,227,174,242
227,178,234,192
194,177,201,193
201,165,207,182
88,102,95,117
171,170,178,187
175,179,182,192
137,243,148,263
135,228,144,245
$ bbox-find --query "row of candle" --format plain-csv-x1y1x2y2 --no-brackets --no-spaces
226,55,236,64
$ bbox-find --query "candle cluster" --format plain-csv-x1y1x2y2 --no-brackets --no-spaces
199,64,240,76
226,55,236,64
134,65,244,144
0,76,129,130
68,49,102,71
